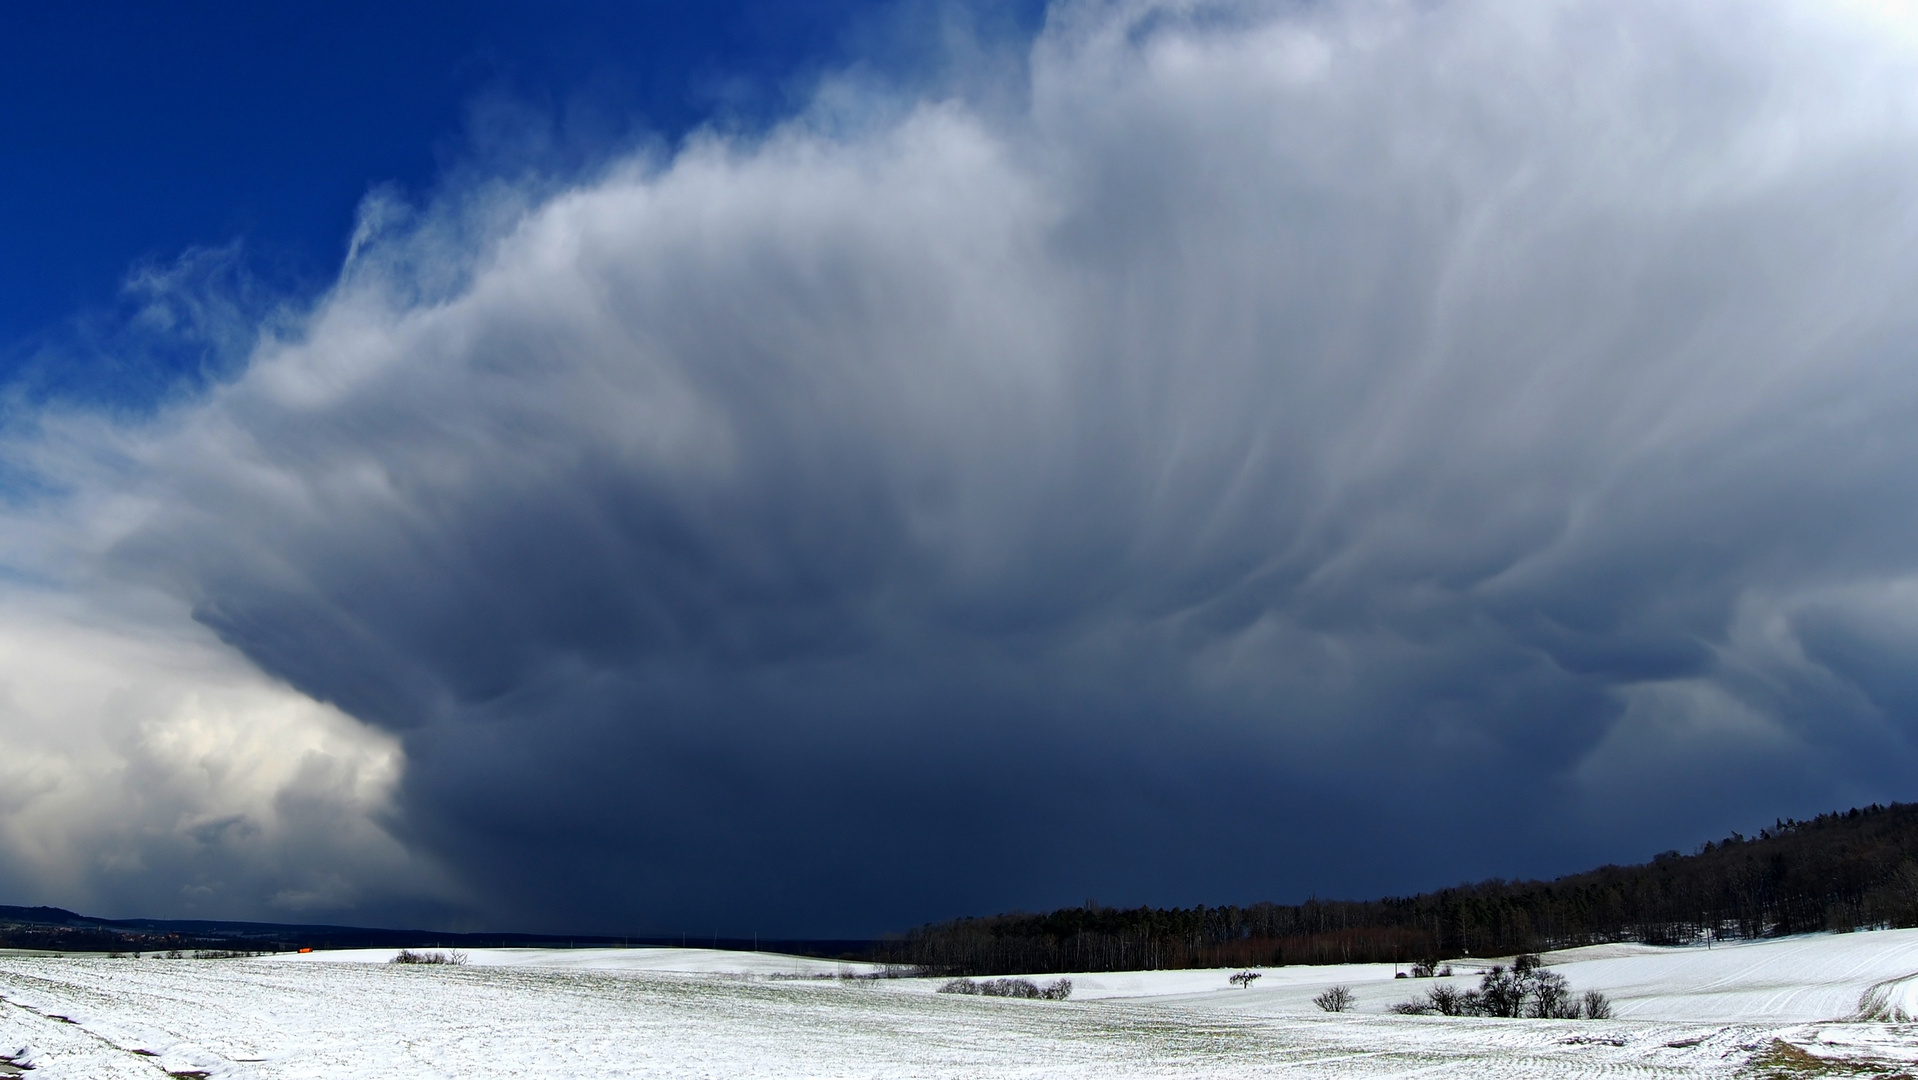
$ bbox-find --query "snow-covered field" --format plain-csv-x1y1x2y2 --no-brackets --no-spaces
5,930,1918,1078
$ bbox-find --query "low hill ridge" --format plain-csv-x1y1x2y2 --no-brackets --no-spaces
0,906,867,958
879,802,1918,975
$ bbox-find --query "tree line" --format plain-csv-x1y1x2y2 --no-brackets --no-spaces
875,802,1918,975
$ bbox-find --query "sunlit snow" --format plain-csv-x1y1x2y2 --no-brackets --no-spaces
5,929,1918,1077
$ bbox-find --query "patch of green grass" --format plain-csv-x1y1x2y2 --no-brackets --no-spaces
1746,1039,1914,1080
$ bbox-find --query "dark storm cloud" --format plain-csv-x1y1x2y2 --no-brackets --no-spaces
11,0,1918,932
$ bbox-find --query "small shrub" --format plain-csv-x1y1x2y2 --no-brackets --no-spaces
986,978,1042,998
1398,959,1608,1021
391,949,466,966
1313,985,1355,1013
938,977,1072,1000
1229,971,1262,989
1545,997,1583,1019
1409,958,1442,979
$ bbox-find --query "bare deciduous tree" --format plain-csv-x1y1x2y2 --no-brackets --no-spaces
1527,970,1577,1018
1477,966,1526,1017
1313,985,1355,1012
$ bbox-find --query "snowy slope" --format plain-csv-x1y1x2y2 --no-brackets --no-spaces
1541,933,1918,1022
4,929,1918,1078
285,929,1918,1023
266,945,879,977
984,930,1918,1023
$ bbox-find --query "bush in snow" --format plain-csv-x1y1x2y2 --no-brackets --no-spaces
937,977,1072,1000
1475,965,1527,1017
1313,985,1356,1012
1394,958,1610,1019
1392,983,1466,1016
1229,971,1261,989
391,949,468,966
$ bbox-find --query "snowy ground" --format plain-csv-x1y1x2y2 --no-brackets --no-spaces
4,930,1918,1077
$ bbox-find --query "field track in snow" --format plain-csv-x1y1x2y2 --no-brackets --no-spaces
5,929,1918,1077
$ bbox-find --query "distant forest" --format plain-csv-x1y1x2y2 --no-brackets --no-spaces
876,803,1918,975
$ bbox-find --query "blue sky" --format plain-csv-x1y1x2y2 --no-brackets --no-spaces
5,0,1918,938
2,0,1035,399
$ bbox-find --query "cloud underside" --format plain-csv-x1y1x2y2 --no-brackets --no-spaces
8,0,1918,932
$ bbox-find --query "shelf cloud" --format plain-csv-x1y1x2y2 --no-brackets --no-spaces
8,0,1918,932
